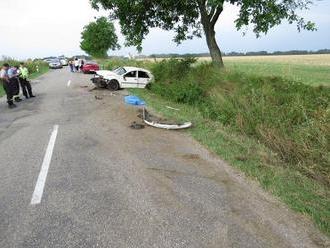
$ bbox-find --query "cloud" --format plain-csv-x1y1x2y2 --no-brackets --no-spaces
0,0,329,59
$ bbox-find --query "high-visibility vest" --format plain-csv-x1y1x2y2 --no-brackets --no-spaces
20,67,29,79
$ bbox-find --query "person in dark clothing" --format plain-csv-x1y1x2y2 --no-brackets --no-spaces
80,59,84,71
8,66,22,102
18,63,35,98
74,58,79,72
69,60,74,72
0,63,16,108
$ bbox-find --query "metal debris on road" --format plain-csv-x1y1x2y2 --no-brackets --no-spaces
142,108,192,130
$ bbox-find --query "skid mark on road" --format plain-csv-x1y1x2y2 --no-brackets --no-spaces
31,125,59,205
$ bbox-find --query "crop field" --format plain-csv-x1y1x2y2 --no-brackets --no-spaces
224,54,330,86
144,54,330,86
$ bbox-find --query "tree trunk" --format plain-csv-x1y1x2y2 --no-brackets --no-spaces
198,1,224,68
204,27,224,67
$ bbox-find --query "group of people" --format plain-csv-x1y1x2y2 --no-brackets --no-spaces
0,63,35,109
69,58,84,73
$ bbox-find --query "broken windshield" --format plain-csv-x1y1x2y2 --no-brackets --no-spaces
114,67,126,75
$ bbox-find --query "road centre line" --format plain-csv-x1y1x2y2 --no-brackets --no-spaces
67,80,71,87
31,125,59,205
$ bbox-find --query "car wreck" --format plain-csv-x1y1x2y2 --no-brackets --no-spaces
91,66,153,91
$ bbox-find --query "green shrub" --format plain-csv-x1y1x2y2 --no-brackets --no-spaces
151,57,197,82
101,58,152,71
0,59,48,75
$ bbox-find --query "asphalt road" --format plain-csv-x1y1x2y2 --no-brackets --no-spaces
0,68,328,248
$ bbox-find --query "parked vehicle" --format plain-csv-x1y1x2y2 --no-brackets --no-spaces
91,66,153,91
43,58,56,63
60,58,68,66
49,59,63,69
82,62,100,74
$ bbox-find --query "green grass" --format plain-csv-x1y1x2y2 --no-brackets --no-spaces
131,88,330,236
0,87,4,97
29,65,49,79
225,61,330,87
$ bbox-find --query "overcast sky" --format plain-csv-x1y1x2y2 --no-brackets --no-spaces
0,0,329,59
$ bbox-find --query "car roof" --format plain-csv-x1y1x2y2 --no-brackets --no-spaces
85,61,98,64
123,66,150,73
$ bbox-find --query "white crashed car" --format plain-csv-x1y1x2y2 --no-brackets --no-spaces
91,66,154,91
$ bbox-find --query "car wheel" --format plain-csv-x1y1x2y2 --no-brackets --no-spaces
107,80,119,91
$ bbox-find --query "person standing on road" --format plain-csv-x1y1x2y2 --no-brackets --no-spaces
80,59,84,71
74,58,79,72
19,63,35,99
7,66,22,102
69,60,74,72
0,63,16,108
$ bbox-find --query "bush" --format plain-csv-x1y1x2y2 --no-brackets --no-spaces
101,59,152,71
0,58,48,75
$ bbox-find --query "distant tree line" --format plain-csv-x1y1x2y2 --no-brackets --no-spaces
137,48,330,59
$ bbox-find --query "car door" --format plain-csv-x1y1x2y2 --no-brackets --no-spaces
122,71,138,88
137,70,150,88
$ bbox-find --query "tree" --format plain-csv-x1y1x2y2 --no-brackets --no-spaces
90,0,316,67
80,17,120,58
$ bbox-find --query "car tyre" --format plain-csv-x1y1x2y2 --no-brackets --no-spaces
107,80,119,91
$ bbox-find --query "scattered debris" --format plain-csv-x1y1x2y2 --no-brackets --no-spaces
130,122,145,129
95,96,103,100
144,119,192,130
142,108,192,130
166,106,180,111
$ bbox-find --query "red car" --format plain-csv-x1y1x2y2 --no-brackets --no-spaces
82,62,100,74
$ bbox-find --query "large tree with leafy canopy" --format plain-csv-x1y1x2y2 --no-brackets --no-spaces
80,17,120,58
90,0,316,66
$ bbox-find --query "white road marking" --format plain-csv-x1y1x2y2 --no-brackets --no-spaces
31,125,59,205
67,80,71,87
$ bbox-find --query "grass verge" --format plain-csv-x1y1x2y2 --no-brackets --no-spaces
131,88,330,236
0,86,4,98
30,65,49,79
